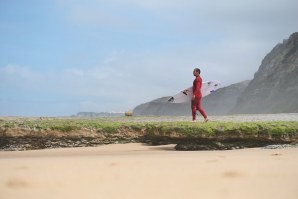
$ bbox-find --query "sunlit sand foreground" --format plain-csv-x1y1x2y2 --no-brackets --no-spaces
1,143,298,199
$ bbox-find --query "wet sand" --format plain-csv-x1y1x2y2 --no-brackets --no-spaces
1,143,298,199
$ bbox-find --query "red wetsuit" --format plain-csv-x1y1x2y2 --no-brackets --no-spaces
192,76,207,120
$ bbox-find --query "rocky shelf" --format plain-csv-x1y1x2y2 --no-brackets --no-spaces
1,117,298,151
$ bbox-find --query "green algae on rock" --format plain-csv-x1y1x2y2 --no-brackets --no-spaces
0,117,298,151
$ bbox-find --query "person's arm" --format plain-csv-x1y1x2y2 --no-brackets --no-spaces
197,78,202,92
193,77,202,99
192,79,197,100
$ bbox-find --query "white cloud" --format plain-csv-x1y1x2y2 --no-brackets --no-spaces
2,64,17,74
0,64,43,90
1,64,39,79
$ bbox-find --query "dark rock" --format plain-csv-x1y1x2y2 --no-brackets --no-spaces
174,140,291,151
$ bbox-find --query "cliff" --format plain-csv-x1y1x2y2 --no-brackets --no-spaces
231,32,298,114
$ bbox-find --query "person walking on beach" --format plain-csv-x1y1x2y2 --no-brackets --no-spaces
192,68,208,122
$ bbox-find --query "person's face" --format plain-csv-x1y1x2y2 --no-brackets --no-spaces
193,70,198,76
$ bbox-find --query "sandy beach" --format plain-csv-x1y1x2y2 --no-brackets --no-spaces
1,143,298,199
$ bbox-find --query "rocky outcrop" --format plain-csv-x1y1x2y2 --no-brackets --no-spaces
133,80,250,116
1,116,298,151
1,121,298,151
231,32,298,114
0,127,148,151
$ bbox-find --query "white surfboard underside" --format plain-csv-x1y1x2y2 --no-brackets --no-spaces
168,80,222,103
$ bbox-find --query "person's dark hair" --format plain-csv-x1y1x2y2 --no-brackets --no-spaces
194,68,201,74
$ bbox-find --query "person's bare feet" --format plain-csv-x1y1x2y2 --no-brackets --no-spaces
204,118,209,122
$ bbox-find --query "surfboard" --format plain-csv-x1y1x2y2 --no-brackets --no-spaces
168,80,222,103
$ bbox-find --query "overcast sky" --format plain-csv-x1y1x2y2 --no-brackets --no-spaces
0,0,297,116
